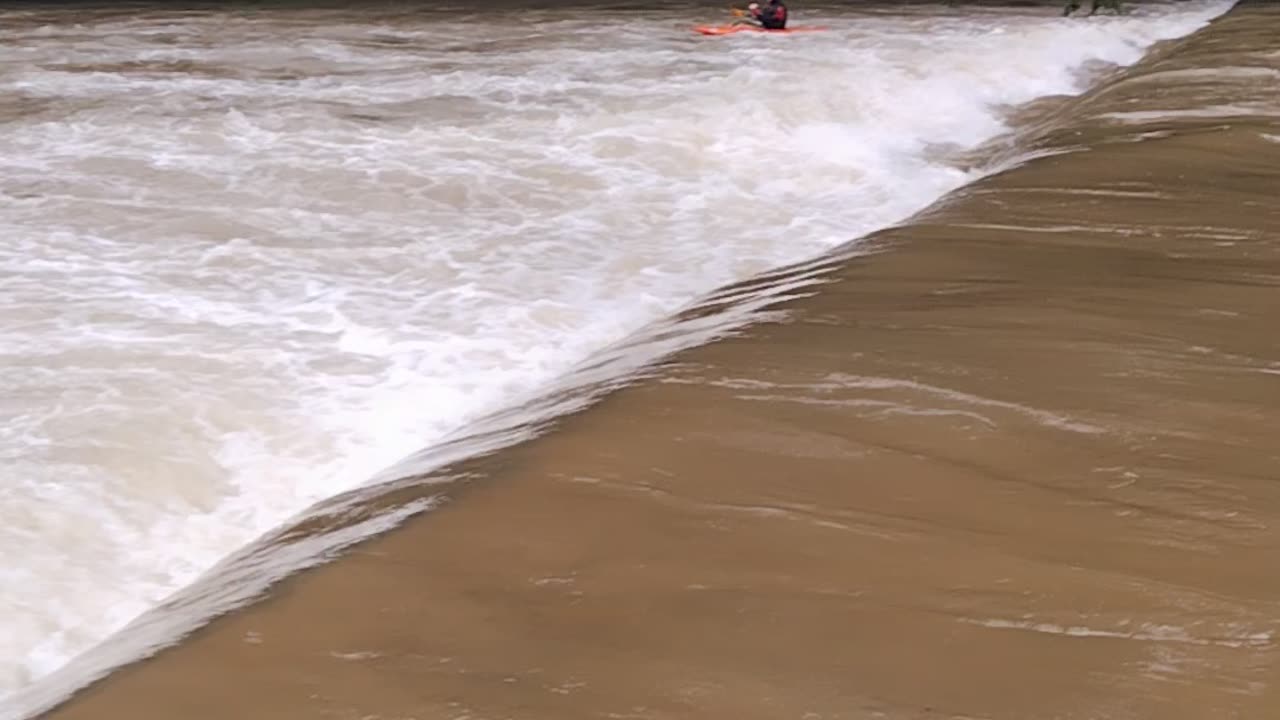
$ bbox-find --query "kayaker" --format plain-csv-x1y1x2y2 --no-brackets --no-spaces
753,0,788,30
734,1,786,29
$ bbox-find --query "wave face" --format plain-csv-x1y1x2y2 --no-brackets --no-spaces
0,0,1230,708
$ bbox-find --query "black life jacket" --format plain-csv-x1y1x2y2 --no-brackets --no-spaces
760,2,787,30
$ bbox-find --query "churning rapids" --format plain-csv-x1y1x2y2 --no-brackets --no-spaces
0,0,1231,714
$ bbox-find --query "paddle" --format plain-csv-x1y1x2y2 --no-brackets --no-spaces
728,6,760,26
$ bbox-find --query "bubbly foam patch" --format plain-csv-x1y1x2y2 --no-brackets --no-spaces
0,0,1231,714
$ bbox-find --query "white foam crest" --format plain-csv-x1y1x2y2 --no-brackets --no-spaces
0,0,1230,713
965,618,1275,649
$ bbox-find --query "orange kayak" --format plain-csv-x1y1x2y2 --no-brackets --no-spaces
692,24,829,36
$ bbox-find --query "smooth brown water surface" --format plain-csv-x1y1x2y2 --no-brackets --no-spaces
38,3,1280,720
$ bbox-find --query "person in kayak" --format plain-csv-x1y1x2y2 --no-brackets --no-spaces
755,0,788,30
740,0,788,30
